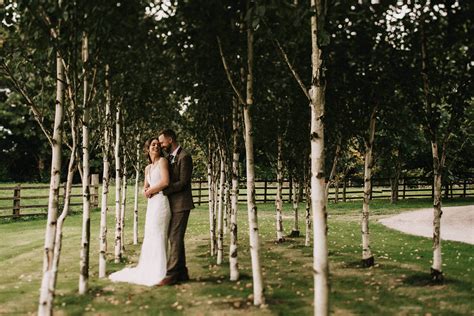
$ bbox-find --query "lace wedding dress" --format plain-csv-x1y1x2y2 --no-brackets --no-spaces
109,160,171,286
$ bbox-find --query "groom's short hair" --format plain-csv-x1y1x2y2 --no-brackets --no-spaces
159,128,177,142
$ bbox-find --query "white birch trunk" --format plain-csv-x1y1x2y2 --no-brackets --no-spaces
208,145,216,256
326,142,341,200
114,103,122,263
46,86,78,316
99,64,111,278
420,19,444,281
275,134,285,242
133,133,140,245
361,107,376,268
244,7,264,305
431,142,443,280
79,31,91,295
229,98,240,281
291,179,300,236
38,31,65,316
310,0,329,314
224,168,231,235
305,167,312,247
121,153,128,252
217,156,225,265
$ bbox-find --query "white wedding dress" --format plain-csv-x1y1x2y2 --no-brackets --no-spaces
109,160,171,286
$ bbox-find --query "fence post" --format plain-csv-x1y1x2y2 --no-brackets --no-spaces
264,179,268,203
343,179,347,202
463,179,467,197
13,185,21,218
288,178,293,203
91,174,100,208
402,178,406,199
198,181,202,205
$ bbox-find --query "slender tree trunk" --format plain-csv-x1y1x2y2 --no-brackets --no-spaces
275,134,285,242
229,98,240,281
390,163,400,204
208,144,216,256
121,153,128,252
45,89,78,316
99,64,111,278
51,127,77,293
114,103,122,263
420,18,444,281
361,106,377,268
290,178,300,237
79,31,91,295
326,141,341,200
430,142,444,280
334,175,340,204
38,28,65,316
304,175,312,247
310,0,329,314
217,155,225,265
244,5,264,305
133,133,140,245
224,166,231,235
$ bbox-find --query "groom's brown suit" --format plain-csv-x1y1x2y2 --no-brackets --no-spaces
162,146,194,283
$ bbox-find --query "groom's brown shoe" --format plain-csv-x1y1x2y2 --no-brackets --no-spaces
157,276,177,286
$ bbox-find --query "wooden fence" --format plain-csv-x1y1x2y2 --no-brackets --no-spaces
191,176,474,205
0,175,100,218
1,176,472,218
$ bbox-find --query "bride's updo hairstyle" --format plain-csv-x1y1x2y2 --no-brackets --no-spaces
144,137,161,164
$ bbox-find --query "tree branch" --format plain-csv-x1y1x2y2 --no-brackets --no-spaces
263,20,311,101
1,61,53,146
216,36,246,106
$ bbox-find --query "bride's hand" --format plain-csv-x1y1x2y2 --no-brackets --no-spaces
145,187,155,199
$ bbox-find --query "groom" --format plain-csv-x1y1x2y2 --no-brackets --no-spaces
158,129,194,286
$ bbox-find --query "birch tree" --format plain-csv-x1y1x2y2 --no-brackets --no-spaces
275,133,285,242
243,3,264,305
133,132,141,245
114,102,122,263
229,97,240,281
309,0,329,313
79,31,91,295
361,106,377,268
99,64,111,278
216,155,225,265
121,152,128,252
38,7,65,314
208,144,217,256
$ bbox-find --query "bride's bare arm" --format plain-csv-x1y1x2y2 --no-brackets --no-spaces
145,158,170,196
143,165,151,197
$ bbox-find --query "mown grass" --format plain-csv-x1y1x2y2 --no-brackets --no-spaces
0,190,473,315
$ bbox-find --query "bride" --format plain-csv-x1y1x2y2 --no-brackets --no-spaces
109,137,171,286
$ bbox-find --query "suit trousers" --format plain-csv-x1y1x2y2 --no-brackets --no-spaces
166,210,190,279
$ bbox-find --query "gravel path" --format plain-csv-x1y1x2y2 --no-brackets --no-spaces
378,205,474,245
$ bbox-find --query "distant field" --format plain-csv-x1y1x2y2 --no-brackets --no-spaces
1,196,473,315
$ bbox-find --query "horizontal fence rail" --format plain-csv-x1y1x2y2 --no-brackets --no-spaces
0,175,100,218
191,177,474,205
1,176,473,218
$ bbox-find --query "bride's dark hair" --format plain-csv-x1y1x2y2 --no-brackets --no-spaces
144,137,161,164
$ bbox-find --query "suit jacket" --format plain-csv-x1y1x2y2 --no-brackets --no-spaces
163,147,195,212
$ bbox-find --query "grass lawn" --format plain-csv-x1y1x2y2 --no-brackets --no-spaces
0,192,473,315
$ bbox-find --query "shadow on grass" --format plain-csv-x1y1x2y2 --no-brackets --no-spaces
403,272,471,288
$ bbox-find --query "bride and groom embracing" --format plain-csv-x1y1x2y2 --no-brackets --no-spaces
109,129,194,287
